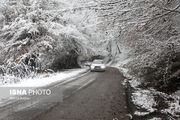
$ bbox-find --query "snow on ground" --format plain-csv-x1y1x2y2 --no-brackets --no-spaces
162,101,180,117
148,118,162,120
113,50,157,116
134,111,150,116
118,55,180,118
0,68,88,106
1,68,88,87
161,91,180,118
132,89,157,113
113,48,180,118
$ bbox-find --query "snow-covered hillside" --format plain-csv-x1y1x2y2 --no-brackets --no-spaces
93,0,180,119
0,0,109,83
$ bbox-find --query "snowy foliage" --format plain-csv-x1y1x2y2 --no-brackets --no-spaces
98,0,180,118
98,0,180,91
0,0,180,118
0,0,108,83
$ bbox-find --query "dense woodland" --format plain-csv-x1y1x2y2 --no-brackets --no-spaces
0,0,180,118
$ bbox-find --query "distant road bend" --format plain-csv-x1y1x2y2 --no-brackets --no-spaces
0,67,129,120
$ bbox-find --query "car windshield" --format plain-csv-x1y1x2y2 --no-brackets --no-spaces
93,60,103,64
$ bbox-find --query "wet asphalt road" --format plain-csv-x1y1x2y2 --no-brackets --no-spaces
0,67,129,120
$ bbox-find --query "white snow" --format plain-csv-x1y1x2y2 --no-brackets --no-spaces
2,68,88,87
111,48,158,116
111,48,159,116
162,100,180,117
0,68,89,107
132,89,157,113
134,111,150,116
129,78,141,88
148,118,162,120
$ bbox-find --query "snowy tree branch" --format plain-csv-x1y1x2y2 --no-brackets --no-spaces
156,4,180,14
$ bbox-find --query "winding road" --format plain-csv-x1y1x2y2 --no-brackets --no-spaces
0,67,129,120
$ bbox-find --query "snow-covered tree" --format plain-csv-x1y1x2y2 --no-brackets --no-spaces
0,0,108,83
96,0,180,92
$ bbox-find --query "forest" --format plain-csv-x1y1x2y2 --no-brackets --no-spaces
0,0,180,119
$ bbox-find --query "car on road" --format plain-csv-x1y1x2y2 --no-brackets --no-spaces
90,59,106,72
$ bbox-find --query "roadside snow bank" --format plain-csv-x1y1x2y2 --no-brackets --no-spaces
114,56,157,116
2,68,88,87
134,111,150,116
148,118,162,120
132,89,157,113
117,57,180,119
161,90,180,118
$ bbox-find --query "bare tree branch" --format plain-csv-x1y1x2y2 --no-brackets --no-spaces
146,4,180,23
156,4,180,13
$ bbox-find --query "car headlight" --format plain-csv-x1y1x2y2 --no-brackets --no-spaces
91,65,95,69
101,65,105,69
